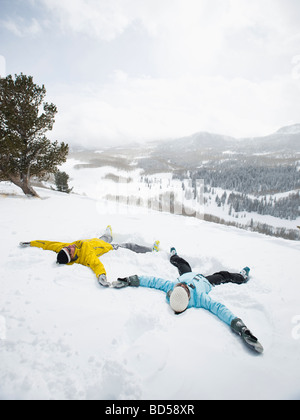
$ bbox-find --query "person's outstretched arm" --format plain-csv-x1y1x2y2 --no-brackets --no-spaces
198,294,264,353
112,275,174,293
139,275,174,292
197,293,236,326
21,240,67,253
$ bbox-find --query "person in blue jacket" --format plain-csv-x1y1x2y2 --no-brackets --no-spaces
113,248,263,353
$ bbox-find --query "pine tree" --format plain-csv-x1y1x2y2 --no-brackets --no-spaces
0,73,68,197
54,171,73,194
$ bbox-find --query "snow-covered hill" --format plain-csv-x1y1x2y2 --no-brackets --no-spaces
0,183,300,400
277,124,300,135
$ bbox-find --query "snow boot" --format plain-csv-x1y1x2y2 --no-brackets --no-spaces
153,241,160,252
240,267,250,281
170,247,177,257
100,225,113,244
106,225,112,238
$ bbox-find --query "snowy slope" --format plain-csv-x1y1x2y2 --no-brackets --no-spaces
0,183,300,400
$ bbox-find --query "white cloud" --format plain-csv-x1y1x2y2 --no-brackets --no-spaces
145,0,300,79
3,0,300,146
49,71,300,147
37,0,300,80
1,17,41,37
38,0,133,41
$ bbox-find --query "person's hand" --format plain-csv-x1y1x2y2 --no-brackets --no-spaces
112,275,140,289
19,242,31,247
98,274,111,288
231,318,264,353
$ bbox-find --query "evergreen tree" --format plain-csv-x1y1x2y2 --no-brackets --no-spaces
0,73,68,197
55,171,73,194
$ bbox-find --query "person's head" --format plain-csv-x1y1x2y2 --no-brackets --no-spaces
169,282,191,314
56,245,76,265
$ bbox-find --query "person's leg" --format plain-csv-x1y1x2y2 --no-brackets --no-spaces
99,226,113,244
118,243,153,253
99,233,113,244
206,271,246,286
170,254,192,276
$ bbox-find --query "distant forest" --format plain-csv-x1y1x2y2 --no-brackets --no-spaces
194,162,300,195
215,190,300,221
174,162,300,221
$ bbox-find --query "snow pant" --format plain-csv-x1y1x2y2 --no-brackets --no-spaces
99,234,152,254
118,243,152,253
170,254,246,286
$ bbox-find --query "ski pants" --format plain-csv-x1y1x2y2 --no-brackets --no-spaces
170,254,246,286
99,234,152,254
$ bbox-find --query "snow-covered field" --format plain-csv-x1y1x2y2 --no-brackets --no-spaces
0,182,300,400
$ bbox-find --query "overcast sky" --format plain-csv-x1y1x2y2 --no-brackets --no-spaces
1,0,300,148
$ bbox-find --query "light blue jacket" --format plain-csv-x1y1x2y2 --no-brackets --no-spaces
139,272,236,326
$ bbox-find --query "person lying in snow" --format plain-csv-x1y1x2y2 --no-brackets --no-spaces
112,248,263,353
19,226,160,288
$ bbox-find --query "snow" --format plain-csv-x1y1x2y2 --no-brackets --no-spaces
58,159,300,232
0,181,300,400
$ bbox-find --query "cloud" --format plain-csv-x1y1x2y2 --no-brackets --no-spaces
38,0,133,41
143,0,300,79
38,0,182,40
3,0,300,147
38,0,299,41
37,0,300,80
5,1,299,80
49,71,300,148
1,17,41,37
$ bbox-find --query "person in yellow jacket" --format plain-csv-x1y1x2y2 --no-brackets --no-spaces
20,226,160,287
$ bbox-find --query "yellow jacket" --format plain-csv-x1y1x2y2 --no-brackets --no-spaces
30,238,113,278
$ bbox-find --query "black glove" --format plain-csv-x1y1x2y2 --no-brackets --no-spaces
231,318,264,353
112,275,140,289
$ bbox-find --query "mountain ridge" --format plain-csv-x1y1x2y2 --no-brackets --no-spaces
68,123,300,173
